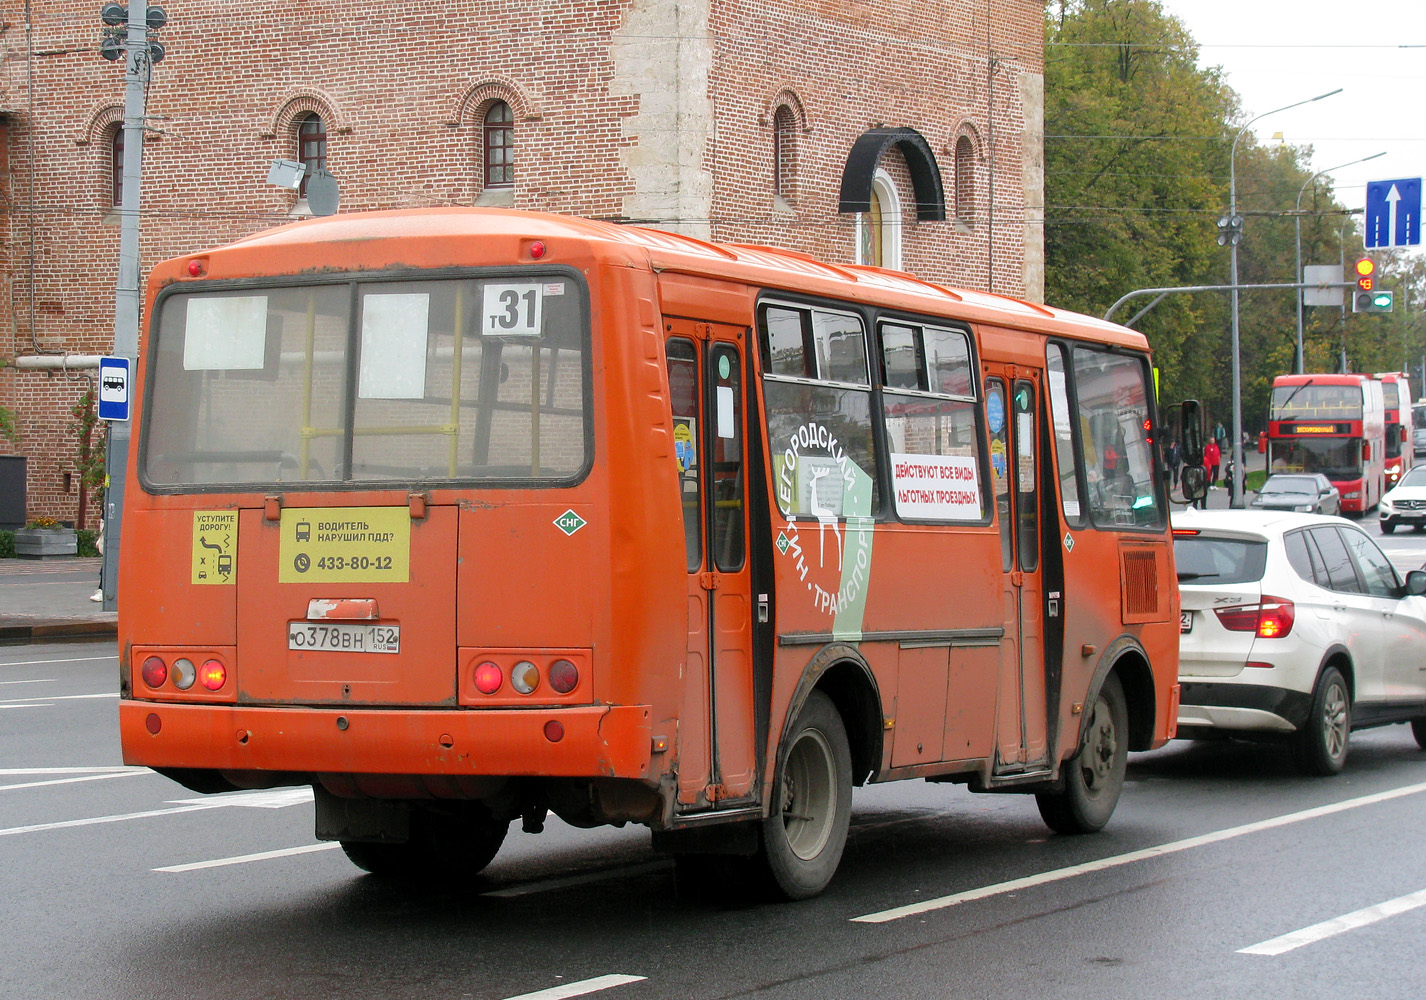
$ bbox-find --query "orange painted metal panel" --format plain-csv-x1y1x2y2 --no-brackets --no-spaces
119,701,653,779
235,506,458,706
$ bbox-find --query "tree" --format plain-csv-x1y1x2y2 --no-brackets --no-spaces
1043,0,1415,428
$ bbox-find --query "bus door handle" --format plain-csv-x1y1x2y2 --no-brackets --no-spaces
1010,570,1024,587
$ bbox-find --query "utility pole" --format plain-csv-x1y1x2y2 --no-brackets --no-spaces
98,0,161,612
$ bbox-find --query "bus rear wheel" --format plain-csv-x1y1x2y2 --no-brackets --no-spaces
1037,673,1129,835
752,690,852,900
340,803,509,881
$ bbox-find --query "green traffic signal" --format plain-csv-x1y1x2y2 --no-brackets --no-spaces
1353,289,1394,314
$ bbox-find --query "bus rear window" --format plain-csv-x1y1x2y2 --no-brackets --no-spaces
1173,535,1268,584
142,275,589,488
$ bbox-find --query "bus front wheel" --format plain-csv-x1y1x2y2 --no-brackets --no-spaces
340,803,509,881
1037,673,1129,835
754,690,852,900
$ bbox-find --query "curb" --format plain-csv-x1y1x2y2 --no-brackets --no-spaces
0,621,118,645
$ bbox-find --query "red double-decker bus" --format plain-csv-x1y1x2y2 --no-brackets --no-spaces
1375,372,1414,486
1267,373,1385,514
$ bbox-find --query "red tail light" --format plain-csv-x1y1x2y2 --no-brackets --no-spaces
1215,596,1295,638
473,661,503,695
548,659,579,694
141,656,168,689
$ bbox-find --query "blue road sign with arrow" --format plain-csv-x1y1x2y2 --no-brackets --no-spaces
1365,177,1422,249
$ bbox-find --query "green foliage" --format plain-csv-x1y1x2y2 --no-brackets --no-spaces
70,388,106,512
0,530,12,559
0,357,16,444
1045,0,1426,428
77,528,99,557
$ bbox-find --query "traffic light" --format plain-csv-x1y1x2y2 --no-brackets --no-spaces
1354,289,1394,314
97,3,167,63
1354,257,1376,292
1352,258,1393,313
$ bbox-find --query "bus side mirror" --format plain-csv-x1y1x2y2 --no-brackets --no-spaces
1364,442,1372,461
1180,400,1205,466
1182,465,1207,503
1257,431,1267,454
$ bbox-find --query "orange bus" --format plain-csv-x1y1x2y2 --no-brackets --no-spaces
118,209,1181,899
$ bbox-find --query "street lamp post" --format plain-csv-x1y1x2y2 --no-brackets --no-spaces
1226,88,1342,508
1295,151,1386,375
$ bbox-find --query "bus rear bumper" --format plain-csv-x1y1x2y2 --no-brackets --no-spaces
119,701,653,779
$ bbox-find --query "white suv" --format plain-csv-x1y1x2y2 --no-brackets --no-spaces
1173,509,1426,774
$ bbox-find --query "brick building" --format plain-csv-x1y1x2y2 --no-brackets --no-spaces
0,0,1044,526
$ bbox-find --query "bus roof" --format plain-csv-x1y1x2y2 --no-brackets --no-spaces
1272,373,1372,386
205,208,1149,351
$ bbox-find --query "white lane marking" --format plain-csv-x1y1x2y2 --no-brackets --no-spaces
155,842,342,873
1238,887,1426,956
0,655,117,667
0,771,149,793
0,786,313,839
0,767,140,775
482,861,672,899
0,803,226,838
168,787,314,809
852,779,1426,924
0,679,56,685
0,692,117,706
0,704,50,710
500,975,647,1000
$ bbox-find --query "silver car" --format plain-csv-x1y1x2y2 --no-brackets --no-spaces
1249,473,1341,515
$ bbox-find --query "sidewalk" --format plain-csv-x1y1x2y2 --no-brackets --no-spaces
0,556,116,644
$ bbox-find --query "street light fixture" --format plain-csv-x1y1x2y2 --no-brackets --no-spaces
1226,87,1342,508
1295,151,1386,375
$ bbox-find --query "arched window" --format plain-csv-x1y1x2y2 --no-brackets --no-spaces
296,113,327,200
856,169,902,269
955,135,976,226
110,126,124,207
484,101,514,188
773,104,796,204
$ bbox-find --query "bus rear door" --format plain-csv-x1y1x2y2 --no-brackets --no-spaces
666,322,757,810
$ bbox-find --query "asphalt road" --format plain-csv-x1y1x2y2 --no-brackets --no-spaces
4,521,1426,1000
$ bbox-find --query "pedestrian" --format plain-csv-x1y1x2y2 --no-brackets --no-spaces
1165,438,1182,489
1204,436,1221,488
1214,420,1227,448
89,516,104,602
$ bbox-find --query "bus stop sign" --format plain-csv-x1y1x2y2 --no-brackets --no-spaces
98,356,131,421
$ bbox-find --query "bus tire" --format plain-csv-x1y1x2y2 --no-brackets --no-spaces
753,690,852,900
340,803,509,880
1291,666,1350,776
1036,673,1128,835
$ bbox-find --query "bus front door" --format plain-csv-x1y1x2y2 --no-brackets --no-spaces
666,324,757,811
986,373,1050,772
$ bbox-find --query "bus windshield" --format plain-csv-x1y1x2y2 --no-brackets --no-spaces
142,276,589,488
1269,383,1362,421
1268,438,1361,479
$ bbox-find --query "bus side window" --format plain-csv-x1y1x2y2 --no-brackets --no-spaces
666,339,702,571
1045,344,1084,527
1072,347,1163,530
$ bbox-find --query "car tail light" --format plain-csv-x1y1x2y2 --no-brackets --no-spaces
473,661,502,695
548,659,579,694
199,659,227,691
1215,596,1295,638
141,656,168,689
511,660,540,695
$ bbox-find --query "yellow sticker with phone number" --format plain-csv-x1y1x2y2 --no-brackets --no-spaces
277,507,410,583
